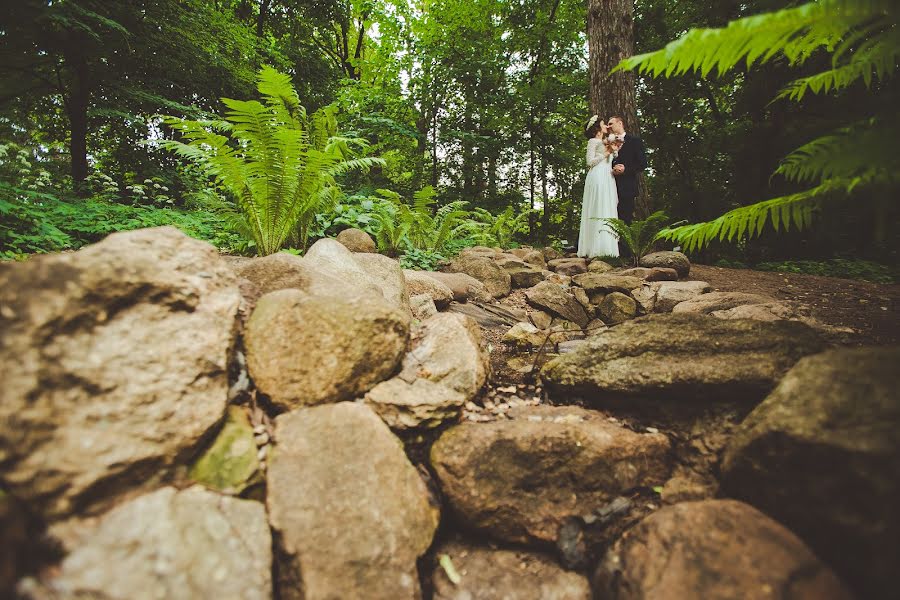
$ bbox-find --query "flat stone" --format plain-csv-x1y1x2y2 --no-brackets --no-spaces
639,251,690,278
524,281,590,328
547,258,587,276
572,273,643,295
365,377,465,430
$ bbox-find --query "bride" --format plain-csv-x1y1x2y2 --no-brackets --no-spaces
577,115,620,258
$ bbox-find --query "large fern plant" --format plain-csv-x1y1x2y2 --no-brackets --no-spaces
615,0,899,252
372,186,472,255
600,211,672,266
158,66,383,255
468,206,535,248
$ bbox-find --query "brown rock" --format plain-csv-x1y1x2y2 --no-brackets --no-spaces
572,273,642,295
448,255,511,298
404,270,454,309
547,258,587,276
268,403,439,600
432,539,590,600
542,247,563,261
430,405,671,545
529,309,553,330
410,293,438,321
524,281,590,328
541,314,827,406
245,288,408,410
721,347,900,599
505,265,547,289
671,291,776,314
598,292,637,324
365,377,465,430
618,266,678,281
639,251,691,278
0,227,240,520
587,259,614,273
422,271,492,303
651,280,711,313
595,499,853,600
336,227,377,253
351,252,411,318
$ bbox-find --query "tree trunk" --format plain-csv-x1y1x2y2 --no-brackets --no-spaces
587,0,649,217
64,47,91,194
256,0,270,37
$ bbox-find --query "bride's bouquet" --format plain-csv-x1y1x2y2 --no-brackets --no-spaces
603,133,623,157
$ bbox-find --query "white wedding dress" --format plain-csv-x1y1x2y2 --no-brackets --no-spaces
577,138,619,258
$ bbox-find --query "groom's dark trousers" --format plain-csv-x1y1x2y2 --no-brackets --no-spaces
612,134,647,225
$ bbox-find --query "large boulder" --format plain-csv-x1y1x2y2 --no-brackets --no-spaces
672,291,777,314
547,258,587,276
618,266,678,281
351,252,411,318
432,539,591,600
365,377,465,431
0,227,240,520
430,405,670,545
509,248,548,270
336,227,377,253
651,280,712,313
587,259,614,274
524,281,590,329
572,273,642,296
245,288,409,410
399,313,490,400
721,347,900,599
448,254,512,298
422,271,492,303
595,499,853,600
404,270,454,309
28,486,272,600
541,314,827,406
188,406,261,495
639,250,690,278
504,265,547,289
268,403,439,600
597,292,637,325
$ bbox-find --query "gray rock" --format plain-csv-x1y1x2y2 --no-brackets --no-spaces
245,288,409,410
721,346,900,599
351,252,412,318
404,270,454,309
365,377,465,430
33,486,271,600
399,313,490,401
672,291,777,314
433,539,591,600
595,499,853,600
598,292,637,325
639,251,691,278
268,403,439,600
430,405,670,545
422,271,492,303
0,227,240,520
652,280,712,313
410,293,438,321
524,281,590,329
541,314,827,406
336,227,377,253
448,255,512,298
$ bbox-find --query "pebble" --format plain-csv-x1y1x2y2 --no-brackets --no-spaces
646,427,659,434
254,432,269,446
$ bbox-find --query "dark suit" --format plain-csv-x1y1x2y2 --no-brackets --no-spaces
611,133,647,224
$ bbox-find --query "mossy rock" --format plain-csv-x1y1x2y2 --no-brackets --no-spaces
189,406,261,494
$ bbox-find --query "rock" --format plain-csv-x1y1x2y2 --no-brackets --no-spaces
1,491,27,595
524,281,590,329
268,403,439,600
519,249,548,270
671,291,777,314
448,302,521,328
410,293,438,321
188,406,261,495
631,284,656,314
245,288,408,410
430,405,670,545
351,252,412,318
542,247,563,261
595,499,853,600
505,265,547,289
399,313,490,400
651,280,711,312
336,227,377,253
547,258,587,276
460,246,498,258
0,227,240,520
503,322,547,349
32,486,271,600
618,266,678,281
711,301,796,321
543,271,571,286
721,347,900,599
585,318,607,336
541,314,827,406
422,271,492,303
365,377,465,430
587,260,614,274
571,273,643,295
529,309,553,330
639,251,690,278
306,238,410,313
448,255,512,298
432,539,591,600
598,292,637,325
549,317,585,341
558,340,589,354
403,270,454,309
571,286,593,315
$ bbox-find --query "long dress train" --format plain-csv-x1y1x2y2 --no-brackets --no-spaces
577,137,619,258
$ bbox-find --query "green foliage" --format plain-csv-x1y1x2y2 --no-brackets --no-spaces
399,248,446,271
468,206,534,248
756,258,897,284
600,211,672,266
618,0,900,252
0,182,245,260
369,186,474,255
159,66,384,256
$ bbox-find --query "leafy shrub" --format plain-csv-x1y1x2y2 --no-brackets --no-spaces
600,211,673,266
399,248,446,271
756,258,897,284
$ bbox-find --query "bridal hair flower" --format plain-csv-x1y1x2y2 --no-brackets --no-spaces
585,115,600,130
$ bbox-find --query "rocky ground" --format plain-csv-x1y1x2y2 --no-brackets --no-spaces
1,226,896,600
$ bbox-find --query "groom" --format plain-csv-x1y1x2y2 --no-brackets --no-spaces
609,116,647,225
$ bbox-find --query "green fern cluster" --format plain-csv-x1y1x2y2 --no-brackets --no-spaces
467,206,535,248
371,186,472,256
616,0,899,252
158,66,383,256
600,211,672,266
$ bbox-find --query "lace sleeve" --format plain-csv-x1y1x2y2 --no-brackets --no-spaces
586,138,604,168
